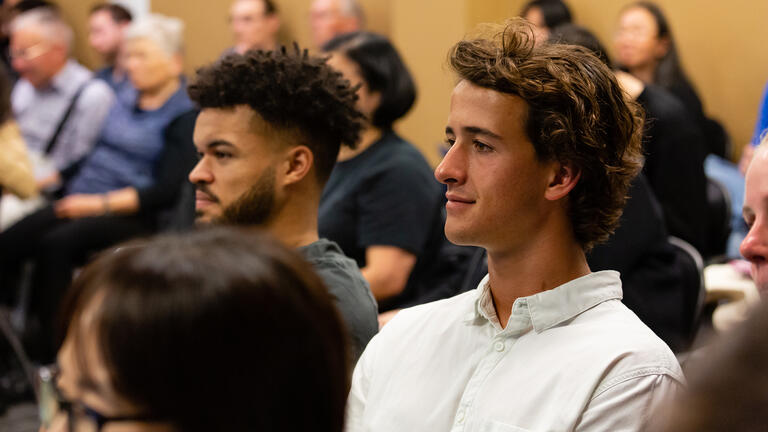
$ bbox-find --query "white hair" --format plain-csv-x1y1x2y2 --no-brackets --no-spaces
339,0,365,26
10,8,73,52
124,13,185,56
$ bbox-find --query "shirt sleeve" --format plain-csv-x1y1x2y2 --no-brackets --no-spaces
575,373,684,431
356,157,441,255
56,80,115,171
136,110,197,211
345,335,379,432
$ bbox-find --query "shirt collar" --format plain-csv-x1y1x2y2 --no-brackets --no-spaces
468,271,623,334
49,60,80,93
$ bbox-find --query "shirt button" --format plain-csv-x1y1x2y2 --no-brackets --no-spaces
494,341,505,352
456,409,465,424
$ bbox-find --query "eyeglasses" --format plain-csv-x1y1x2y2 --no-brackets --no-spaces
38,365,162,432
8,41,51,61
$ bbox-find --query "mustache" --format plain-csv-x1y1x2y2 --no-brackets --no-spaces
195,184,220,203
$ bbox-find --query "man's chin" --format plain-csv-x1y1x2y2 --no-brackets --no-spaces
194,210,218,225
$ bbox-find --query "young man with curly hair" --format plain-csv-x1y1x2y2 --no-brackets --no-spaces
187,47,378,358
346,20,683,431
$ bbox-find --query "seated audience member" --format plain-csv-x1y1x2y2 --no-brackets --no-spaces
40,228,349,432
0,0,58,78
610,7,712,254
10,7,113,185
0,13,196,362
550,23,701,351
0,68,35,200
310,0,363,48
614,1,727,158
644,300,768,432
88,2,132,91
740,138,768,297
320,32,444,312
228,0,280,54
188,47,378,358
346,20,683,431
520,0,572,43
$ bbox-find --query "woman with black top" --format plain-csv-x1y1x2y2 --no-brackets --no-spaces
614,1,728,157
319,32,444,313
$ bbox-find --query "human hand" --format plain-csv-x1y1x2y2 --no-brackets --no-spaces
54,194,106,219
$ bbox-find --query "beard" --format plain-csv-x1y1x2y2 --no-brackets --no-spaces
216,166,276,226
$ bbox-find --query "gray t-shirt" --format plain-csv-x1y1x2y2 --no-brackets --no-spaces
300,238,378,359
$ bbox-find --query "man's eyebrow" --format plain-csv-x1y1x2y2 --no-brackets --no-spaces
463,126,502,140
206,140,236,150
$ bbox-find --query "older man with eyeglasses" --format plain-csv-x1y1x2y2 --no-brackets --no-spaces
9,7,113,191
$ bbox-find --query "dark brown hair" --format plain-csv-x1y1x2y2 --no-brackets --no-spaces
59,228,349,432
89,3,132,23
449,19,644,250
188,46,363,185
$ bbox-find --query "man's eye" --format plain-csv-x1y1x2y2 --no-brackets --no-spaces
473,140,492,151
214,151,232,159
444,137,456,147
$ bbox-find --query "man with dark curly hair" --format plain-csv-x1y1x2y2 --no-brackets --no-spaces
347,20,683,431
187,47,378,359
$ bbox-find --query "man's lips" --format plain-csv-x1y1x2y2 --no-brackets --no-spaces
445,193,475,211
445,192,475,204
195,190,219,205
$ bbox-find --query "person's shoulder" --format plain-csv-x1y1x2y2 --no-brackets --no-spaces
639,84,690,124
379,132,431,166
571,299,683,378
378,289,479,341
303,240,370,294
79,77,115,106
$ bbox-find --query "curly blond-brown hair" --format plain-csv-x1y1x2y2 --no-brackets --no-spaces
449,19,644,251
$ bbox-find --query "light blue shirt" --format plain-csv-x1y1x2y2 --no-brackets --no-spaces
11,60,114,172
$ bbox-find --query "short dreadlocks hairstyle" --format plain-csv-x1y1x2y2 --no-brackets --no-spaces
449,19,644,251
188,46,364,184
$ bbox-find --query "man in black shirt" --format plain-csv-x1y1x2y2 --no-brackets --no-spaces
187,47,378,358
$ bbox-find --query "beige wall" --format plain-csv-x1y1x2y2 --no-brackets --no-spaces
55,0,767,162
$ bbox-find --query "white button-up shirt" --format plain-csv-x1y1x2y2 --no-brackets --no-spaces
347,271,684,432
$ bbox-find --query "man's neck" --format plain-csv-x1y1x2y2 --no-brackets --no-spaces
257,190,321,249
628,63,656,85
35,60,68,90
486,224,590,329
337,126,382,161
138,77,181,110
235,38,277,54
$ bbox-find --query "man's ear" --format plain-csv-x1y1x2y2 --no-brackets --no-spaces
281,145,313,186
544,161,581,201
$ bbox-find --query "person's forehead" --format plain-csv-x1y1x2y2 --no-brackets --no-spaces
313,0,340,13
10,26,45,45
449,81,527,132
90,10,115,25
232,0,265,16
194,106,274,149
747,147,768,196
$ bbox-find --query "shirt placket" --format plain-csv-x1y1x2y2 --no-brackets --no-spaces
451,300,531,431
